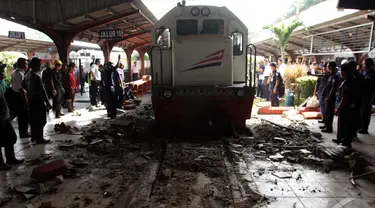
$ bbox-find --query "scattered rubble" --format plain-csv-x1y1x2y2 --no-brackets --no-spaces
230,118,359,172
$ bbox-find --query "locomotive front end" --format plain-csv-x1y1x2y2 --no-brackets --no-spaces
150,5,256,135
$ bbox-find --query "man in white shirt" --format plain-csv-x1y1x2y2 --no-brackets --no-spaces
90,59,101,106
132,61,139,81
278,58,287,78
116,64,124,83
8,58,30,138
263,59,272,101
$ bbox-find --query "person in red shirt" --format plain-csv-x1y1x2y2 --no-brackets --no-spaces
63,63,76,112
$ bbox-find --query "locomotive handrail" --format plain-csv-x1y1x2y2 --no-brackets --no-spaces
245,44,257,87
150,45,163,85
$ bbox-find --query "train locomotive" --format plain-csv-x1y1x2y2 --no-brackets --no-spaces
150,2,256,134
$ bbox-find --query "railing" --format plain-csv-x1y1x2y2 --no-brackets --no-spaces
245,44,257,88
302,22,375,56
150,45,162,85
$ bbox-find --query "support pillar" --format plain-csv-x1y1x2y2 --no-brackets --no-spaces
138,48,147,76
125,48,134,81
49,32,74,64
99,40,115,63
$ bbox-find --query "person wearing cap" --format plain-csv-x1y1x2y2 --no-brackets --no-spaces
333,63,361,148
256,66,264,98
269,62,281,107
320,61,340,133
7,58,30,138
0,85,24,170
358,58,375,134
24,58,52,144
50,60,65,118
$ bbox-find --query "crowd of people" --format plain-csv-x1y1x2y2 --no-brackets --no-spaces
0,55,140,171
257,56,375,148
87,58,137,119
256,58,285,107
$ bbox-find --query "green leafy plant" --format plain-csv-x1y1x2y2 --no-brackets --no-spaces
0,52,17,86
296,75,318,98
263,19,304,61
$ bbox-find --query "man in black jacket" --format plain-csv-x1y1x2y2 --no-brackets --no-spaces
103,60,121,119
320,61,340,133
25,58,52,144
358,58,375,134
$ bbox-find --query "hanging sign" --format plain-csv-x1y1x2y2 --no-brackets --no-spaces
99,29,123,39
8,31,25,39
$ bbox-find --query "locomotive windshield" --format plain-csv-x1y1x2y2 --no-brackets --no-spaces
202,19,224,35
177,19,198,35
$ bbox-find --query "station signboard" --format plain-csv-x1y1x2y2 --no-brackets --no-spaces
8,31,25,39
99,29,123,39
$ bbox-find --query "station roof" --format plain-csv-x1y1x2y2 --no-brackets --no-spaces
0,0,157,49
0,35,124,53
252,0,375,57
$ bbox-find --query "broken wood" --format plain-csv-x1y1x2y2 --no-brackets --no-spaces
272,145,310,149
260,118,306,134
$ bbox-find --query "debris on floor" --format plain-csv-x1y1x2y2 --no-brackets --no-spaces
2,100,372,208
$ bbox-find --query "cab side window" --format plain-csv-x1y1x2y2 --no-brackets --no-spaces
156,28,171,49
232,32,243,55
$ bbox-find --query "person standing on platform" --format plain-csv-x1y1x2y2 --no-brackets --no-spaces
333,63,361,148
358,58,375,134
116,63,125,106
104,58,121,119
263,59,271,101
42,61,53,99
0,86,24,170
63,63,77,112
90,59,101,107
256,66,264,98
269,63,281,107
24,58,52,144
278,58,286,78
6,58,30,138
320,61,339,133
49,60,65,118
316,63,329,124
0,62,7,92
131,61,139,81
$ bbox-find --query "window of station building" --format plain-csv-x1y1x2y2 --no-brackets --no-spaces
232,31,243,55
156,28,171,49
202,19,224,35
176,19,198,35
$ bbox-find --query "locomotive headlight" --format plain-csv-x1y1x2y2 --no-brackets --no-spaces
201,7,210,16
163,90,172,98
191,7,200,16
237,89,245,97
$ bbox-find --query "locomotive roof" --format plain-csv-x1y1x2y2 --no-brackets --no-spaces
154,5,248,32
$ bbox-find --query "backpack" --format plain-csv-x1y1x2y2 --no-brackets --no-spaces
278,74,285,97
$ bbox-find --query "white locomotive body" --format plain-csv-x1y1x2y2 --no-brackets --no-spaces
150,4,256,132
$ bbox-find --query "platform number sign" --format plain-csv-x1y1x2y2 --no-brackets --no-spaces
8,31,25,39
99,29,123,39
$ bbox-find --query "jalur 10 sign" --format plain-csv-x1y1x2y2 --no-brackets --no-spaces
99,29,124,39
